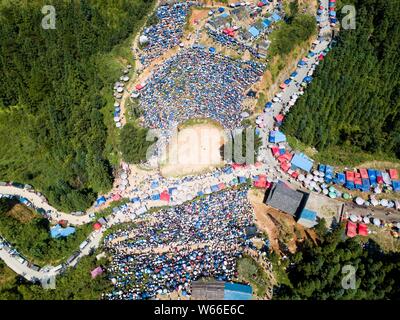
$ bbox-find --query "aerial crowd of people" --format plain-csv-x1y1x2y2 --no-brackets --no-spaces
103,188,254,300
139,47,265,132
139,2,198,67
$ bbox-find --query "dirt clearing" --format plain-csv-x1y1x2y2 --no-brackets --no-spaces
248,189,317,255
160,120,226,177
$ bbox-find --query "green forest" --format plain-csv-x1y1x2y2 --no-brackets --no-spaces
282,0,400,164
0,0,154,212
0,255,111,300
0,199,91,266
275,224,400,299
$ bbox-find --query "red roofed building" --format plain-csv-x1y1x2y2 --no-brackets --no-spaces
291,171,299,179
275,114,285,123
271,146,280,157
232,163,244,170
93,222,102,231
359,168,369,179
346,221,357,238
135,84,144,90
218,183,226,190
112,194,122,201
346,171,355,181
280,161,290,172
357,223,368,236
160,190,170,202
389,169,399,180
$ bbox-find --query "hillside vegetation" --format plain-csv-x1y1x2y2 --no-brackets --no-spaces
282,0,400,165
274,225,400,299
0,0,154,211
0,199,91,266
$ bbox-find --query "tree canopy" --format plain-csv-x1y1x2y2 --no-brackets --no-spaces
0,199,91,266
0,0,154,211
274,225,400,300
282,0,400,161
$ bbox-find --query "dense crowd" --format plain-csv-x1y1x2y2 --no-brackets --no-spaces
139,2,197,67
139,47,265,131
207,28,259,58
103,188,254,300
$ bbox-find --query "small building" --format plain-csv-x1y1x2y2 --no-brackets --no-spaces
257,40,270,58
248,26,260,38
231,6,249,21
50,224,76,239
224,283,252,300
297,208,317,228
265,180,309,217
191,280,252,300
191,280,225,300
291,153,314,173
208,13,231,30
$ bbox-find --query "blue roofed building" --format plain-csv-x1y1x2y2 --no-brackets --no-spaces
291,153,314,172
297,208,317,228
271,12,281,22
50,224,76,239
191,280,252,300
224,283,252,300
262,18,272,28
248,26,260,37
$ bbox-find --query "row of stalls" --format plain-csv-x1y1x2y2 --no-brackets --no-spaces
328,0,337,26
318,165,400,193
112,66,132,129
270,143,400,195
345,213,400,238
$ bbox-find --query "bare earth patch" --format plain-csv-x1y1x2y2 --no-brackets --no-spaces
248,189,317,255
160,121,226,177
5,204,37,223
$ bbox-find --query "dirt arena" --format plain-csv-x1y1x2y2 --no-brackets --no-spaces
160,121,226,177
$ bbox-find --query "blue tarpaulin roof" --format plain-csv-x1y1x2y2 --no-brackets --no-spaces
248,26,260,37
223,167,233,174
291,153,313,172
393,181,400,192
271,12,281,22
238,176,247,184
151,194,160,201
168,187,177,194
96,196,106,206
224,283,252,300
299,208,317,221
211,185,219,192
303,76,313,83
269,131,286,143
221,12,229,18
325,165,334,174
50,225,76,239
262,19,271,28
367,169,376,178
336,173,346,184
151,181,159,188
131,197,140,203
